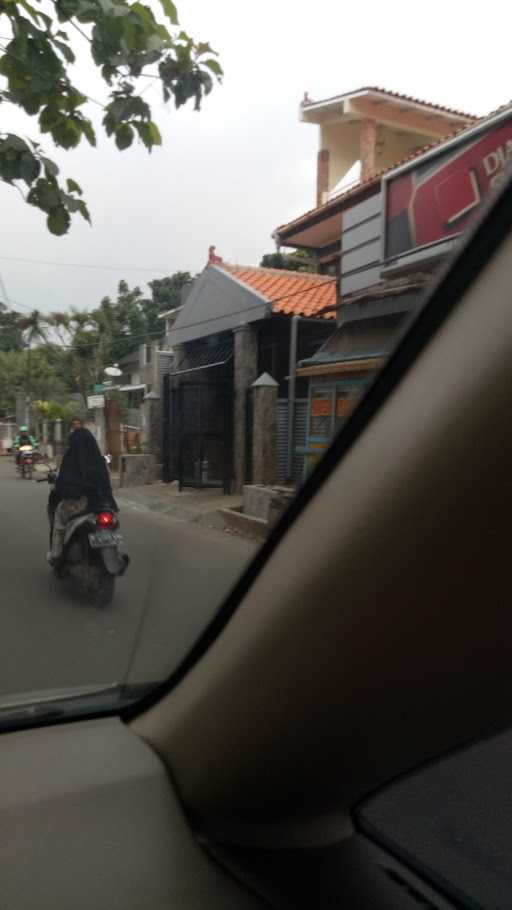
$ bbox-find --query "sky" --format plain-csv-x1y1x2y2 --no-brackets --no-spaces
0,0,510,315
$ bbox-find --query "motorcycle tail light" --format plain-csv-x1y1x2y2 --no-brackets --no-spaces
97,511,115,528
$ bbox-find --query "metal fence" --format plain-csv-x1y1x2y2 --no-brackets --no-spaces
276,398,308,484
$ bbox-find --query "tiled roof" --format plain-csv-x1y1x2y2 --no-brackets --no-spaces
217,264,336,319
277,100,512,238
301,86,477,121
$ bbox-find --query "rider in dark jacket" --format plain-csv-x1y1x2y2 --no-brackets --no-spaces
47,428,117,564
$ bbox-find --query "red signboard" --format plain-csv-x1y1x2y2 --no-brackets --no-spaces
311,398,332,417
385,116,512,259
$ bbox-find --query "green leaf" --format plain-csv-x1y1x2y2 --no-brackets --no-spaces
158,0,178,24
18,0,44,23
114,123,134,150
39,106,61,133
202,58,223,77
53,117,82,149
66,177,83,195
27,177,61,212
134,120,161,151
20,152,41,185
65,88,88,111
55,0,80,22
4,134,30,153
47,206,71,235
147,121,161,145
62,194,82,212
76,199,91,223
53,39,76,64
41,156,59,178
81,120,97,146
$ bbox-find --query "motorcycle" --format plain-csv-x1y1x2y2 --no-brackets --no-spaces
17,444,35,480
38,469,129,607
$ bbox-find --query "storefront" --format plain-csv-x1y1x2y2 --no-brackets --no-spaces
296,353,382,476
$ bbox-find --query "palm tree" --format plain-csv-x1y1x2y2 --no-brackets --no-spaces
18,310,49,407
47,311,71,346
18,309,48,346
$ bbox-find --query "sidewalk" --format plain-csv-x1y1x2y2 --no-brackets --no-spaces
114,479,244,531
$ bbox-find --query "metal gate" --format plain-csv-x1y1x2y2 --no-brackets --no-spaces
170,381,232,493
162,373,171,482
277,398,308,484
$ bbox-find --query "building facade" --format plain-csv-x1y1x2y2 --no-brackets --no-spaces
162,262,336,491
274,89,512,473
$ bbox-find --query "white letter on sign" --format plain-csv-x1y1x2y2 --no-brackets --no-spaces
484,152,500,176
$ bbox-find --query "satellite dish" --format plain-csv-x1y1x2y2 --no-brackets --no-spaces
104,363,122,377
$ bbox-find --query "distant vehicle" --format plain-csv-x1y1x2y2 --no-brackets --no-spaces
17,444,35,480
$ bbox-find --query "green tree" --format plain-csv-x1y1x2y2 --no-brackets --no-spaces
260,251,317,273
144,271,191,337
0,0,222,234
92,280,145,362
0,308,24,351
0,347,65,414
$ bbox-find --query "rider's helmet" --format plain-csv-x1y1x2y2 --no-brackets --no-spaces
19,425,28,432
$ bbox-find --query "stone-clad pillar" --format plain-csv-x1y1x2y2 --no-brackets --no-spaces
233,325,258,493
252,373,278,486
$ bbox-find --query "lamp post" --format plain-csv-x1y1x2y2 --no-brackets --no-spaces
103,364,123,470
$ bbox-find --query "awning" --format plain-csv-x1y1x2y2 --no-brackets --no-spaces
296,355,383,378
170,341,233,376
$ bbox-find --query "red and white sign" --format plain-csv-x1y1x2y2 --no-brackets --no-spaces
385,116,512,258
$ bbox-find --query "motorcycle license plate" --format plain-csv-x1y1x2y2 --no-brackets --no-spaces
88,530,123,549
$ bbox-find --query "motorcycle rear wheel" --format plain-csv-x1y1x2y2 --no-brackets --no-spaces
92,568,115,608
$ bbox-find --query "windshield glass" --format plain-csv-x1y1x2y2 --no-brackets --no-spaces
0,0,509,723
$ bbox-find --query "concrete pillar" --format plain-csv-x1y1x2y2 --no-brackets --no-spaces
105,397,122,470
54,418,63,456
252,373,278,486
233,324,258,493
143,391,162,462
93,407,106,453
317,148,330,206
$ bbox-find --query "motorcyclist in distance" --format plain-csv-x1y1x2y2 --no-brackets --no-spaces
13,425,38,467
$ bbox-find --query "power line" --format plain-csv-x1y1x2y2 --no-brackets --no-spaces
1,275,335,353
0,255,172,273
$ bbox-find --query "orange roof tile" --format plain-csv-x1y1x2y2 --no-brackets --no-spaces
301,86,478,121
217,264,336,319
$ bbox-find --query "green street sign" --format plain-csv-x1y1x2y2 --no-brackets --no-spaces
94,384,105,393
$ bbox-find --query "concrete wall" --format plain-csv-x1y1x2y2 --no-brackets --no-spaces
378,127,430,168
243,484,294,527
119,453,157,487
320,121,360,199
319,121,432,202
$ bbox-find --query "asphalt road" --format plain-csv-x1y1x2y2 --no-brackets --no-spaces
0,458,256,702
